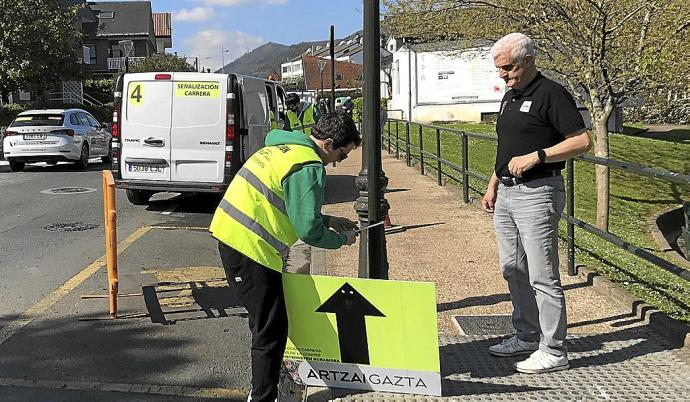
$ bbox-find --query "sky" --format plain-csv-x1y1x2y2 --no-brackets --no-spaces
143,0,365,72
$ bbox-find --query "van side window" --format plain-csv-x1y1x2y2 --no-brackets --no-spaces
276,87,286,120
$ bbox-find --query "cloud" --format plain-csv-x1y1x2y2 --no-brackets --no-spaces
197,0,288,6
173,7,214,22
183,30,266,72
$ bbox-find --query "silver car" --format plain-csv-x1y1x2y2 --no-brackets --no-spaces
2,108,112,172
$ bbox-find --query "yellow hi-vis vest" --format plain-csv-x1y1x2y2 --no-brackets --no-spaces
287,103,315,135
209,143,322,272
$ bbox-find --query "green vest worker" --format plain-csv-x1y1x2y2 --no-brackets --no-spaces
209,111,360,402
284,93,319,135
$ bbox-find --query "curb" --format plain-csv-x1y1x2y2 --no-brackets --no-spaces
575,264,690,359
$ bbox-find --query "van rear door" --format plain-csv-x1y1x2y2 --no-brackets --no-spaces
120,73,172,181
170,73,226,183
237,76,271,161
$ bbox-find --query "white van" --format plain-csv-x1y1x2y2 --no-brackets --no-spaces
110,72,287,204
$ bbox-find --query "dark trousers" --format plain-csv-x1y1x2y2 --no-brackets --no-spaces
218,242,288,402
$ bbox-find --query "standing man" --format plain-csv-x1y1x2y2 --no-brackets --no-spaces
284,93,320,135
210,111,360,401
481,33,591,374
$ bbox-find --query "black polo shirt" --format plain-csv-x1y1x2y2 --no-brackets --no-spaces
495,72,586,179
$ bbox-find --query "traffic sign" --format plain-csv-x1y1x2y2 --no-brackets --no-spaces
283,273,440,396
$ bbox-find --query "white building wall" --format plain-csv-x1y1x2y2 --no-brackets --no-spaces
388,46,507,123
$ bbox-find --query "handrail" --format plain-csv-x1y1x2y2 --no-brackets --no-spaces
382,118,690,283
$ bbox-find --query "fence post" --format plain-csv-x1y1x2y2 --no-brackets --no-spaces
461,132,469,203
567,159,575,276
436,128,442,185
419,125,424,176
102,170,118,317
405,122,411,167
389,121,394,154
395,121,400,159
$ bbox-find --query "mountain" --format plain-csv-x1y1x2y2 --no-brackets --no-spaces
217,41,327,79
217,31,364,79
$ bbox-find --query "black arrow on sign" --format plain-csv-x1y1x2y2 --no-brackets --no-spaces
316,282,385,365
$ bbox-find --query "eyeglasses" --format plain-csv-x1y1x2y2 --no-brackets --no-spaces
498,63,519,72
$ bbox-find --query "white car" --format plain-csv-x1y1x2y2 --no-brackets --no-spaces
2,109,111,172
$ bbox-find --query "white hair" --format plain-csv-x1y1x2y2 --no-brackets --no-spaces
491,33,535,64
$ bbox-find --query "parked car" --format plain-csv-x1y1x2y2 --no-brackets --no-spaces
2,109,112,172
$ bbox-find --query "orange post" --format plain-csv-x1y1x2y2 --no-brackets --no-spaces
102,171,118,318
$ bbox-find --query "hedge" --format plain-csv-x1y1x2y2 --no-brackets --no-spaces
0,102,113,126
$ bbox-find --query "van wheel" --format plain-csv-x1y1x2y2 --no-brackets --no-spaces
9,161,25,172
75,144,89,169
126,189,152,205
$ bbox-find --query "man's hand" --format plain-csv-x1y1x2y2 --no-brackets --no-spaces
508,151,540,177
329,216,358,233
481,187,497,213
343,230,357,246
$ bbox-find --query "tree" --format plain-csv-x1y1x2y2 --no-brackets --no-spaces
0,0,82,103
128,54,196,73
383,0,690,231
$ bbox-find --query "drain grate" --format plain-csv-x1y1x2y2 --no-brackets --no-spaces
41,187,97,195
44,222,99,232
453,314,514,335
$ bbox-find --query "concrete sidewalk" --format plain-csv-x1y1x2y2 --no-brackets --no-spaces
307,147,690,400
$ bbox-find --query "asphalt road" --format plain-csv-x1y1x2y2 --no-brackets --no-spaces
0,159,217,325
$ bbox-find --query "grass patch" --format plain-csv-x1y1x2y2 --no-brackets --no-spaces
382,120,690,321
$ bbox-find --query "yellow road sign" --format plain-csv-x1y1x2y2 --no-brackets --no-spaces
283,273,440,396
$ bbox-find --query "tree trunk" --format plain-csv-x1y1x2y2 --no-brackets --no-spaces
592,117,610,231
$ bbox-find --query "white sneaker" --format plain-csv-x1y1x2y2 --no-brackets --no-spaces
488,335,539,357
514,350,570,374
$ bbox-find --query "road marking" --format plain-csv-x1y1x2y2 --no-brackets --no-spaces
0,377,247,399
0,225,153,346
161,203,179,215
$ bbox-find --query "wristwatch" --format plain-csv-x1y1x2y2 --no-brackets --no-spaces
537,149,546,164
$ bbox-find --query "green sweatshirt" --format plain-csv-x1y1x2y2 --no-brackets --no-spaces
264,129,347,249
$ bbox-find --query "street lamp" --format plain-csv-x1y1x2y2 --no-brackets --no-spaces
221,47,230,74
184,56,210,72
118,40,134,72
318,59,327,100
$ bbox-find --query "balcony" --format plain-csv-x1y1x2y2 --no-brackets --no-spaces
107,57,145,70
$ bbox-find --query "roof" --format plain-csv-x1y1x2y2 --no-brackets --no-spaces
88,1,153,37
153,12,171,37
408,39,492,53
18,109,85,115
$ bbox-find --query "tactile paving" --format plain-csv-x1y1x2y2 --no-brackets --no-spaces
328,329,690,401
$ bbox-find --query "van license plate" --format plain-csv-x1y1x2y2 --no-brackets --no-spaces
128,164,164,173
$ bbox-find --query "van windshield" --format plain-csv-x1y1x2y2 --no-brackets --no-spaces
10,114,64,127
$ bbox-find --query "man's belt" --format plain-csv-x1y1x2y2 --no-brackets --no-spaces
500,170,561,187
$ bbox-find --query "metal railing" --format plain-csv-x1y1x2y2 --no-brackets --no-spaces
383,118,690,282
107,57,145,70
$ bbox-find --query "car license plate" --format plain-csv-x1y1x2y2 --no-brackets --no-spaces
128,164,164,173
24,134,47,140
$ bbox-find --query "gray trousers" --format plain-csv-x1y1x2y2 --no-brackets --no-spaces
493,176,567,356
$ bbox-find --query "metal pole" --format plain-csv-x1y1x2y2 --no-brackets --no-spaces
330,25,336,110
407,43,412,122
395,122,399,159
221,46,225,74
462,132,469,203
355,0,388,279
195,57,199,73
567,159,576,276
419,125,424,176
436,128,442,185
405,122,410,166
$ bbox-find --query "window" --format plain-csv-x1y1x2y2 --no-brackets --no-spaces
356,74,363,81
84,44,96,65
85,114,100,127
336,73,343,80
282,66,289,73
97,11,114,19
10,114,64,127
110,43,123,58
76,112,90,126
70,114,80,125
